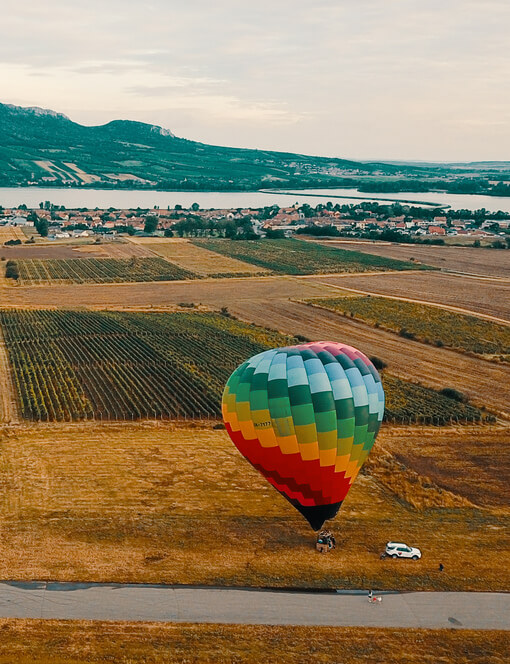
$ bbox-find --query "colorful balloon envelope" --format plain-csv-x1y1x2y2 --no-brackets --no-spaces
222,341,385,531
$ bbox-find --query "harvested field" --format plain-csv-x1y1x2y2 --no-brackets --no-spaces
316,271,510,321
141,239,267,276
0,275,332,309
0,621,506,664
0,225,26,244
312,239,510,278
227,299,510,417
308,295,510,358
0,421,507,590
195,238,426,274
72,242,154,259
1,271,502,320
381,426,510,508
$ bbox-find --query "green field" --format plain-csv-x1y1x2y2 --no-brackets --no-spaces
309,296,510,359
194,239,429,275
5,257,197,284
0,309,486,423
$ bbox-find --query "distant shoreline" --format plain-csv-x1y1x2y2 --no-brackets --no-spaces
260,189,448,208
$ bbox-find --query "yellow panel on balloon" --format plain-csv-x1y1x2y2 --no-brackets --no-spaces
334,453,350,473
319,447,337,467
276,434,300,455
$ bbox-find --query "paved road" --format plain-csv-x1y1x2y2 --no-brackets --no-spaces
0,582,508,629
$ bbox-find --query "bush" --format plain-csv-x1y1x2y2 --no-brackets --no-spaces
399,328,415,339
439,388,468,403
370,356,387,371
5,260,19,279
294,334,310,343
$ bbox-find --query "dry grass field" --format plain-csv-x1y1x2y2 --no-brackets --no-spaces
139,238,268,276
0,621,506,664
0,421,507,591
380,427,509,508
312,239,510,279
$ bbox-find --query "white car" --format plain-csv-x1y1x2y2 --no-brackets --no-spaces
385,542,421,560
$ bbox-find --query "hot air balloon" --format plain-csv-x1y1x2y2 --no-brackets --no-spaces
222,341,385,531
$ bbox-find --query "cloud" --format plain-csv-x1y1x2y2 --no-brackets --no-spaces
0,0,509,160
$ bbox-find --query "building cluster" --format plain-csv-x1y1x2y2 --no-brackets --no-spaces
0,203,508,241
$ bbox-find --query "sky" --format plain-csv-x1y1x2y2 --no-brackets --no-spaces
1,0,509,161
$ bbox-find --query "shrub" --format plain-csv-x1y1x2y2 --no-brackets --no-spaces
370,356,387,371
399,328,415,339
5,261,19,279
439,388,468,403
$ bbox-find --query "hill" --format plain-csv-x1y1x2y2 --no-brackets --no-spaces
0,102,384,191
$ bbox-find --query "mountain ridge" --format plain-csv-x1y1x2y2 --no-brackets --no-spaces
0,101,390,190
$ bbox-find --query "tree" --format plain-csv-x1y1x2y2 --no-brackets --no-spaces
164,228,174,237
191,202,200,212
35,218,49,237
144,215,159,234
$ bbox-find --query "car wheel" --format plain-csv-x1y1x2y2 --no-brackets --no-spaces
391,554,398,559
412,555,419,560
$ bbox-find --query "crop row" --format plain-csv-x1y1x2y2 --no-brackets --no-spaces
194,238,429,275
5,257,198,284
310,296,510,358
0,309,485,424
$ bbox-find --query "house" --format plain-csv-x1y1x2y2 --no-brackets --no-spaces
427,225,446,235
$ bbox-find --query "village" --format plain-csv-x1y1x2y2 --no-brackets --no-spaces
0,200,509,246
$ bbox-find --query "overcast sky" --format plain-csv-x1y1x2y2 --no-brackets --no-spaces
1,0,509,161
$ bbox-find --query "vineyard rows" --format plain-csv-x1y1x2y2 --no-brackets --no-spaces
5,257,198,284
310,296,510,358
0,309,486,424
194,238,429,275
382,374,487,425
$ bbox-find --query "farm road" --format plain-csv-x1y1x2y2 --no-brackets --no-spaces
230,299,510,417
0,582,508,629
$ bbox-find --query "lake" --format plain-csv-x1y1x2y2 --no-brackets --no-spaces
1,186,510,213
